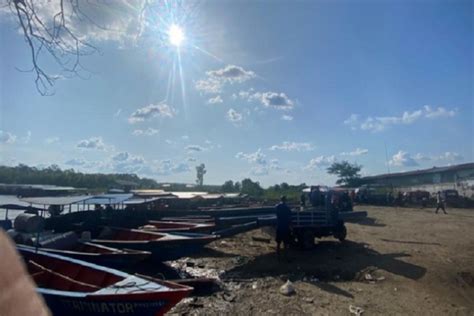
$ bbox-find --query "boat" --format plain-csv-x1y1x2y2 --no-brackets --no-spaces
18,246,192,316
140,220,215,233
20,241,151,269
91,227,218,261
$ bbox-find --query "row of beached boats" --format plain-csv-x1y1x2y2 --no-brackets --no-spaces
14,219,221,315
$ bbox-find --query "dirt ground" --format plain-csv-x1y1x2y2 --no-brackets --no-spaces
168,205,474,315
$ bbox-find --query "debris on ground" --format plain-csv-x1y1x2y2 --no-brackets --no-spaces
279,280,296,296
349,304,364,316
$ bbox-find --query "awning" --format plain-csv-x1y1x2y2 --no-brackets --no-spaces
20,195,90,206
83,193,133,205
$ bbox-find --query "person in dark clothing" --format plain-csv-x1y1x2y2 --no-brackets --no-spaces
435,191,447,214
275,196,292,259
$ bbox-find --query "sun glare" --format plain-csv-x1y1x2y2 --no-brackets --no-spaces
168,24,184,47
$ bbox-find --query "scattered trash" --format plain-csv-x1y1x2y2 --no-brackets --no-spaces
394,287,398,292
349,304,364,316
361,270,385,283
221,292,236,302
303,297,314,303
252,282,258,290
280,280,296,296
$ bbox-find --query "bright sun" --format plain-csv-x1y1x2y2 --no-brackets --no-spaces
168,24,184,47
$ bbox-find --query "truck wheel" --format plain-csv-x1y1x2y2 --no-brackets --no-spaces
334,224,347,242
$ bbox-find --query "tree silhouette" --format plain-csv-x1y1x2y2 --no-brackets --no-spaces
327,161,362,186
195,163,206,187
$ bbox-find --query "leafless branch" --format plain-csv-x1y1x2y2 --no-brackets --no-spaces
7,0,100,95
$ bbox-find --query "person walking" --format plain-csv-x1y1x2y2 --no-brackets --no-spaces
275,196,292,261
435,191,447,214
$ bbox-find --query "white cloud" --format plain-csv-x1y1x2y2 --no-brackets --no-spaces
0,130,16,144
227,109,243,124
305,155,336,169
345,106,458,132
413,151,463,163
114,109,122,117
258,92,294,110
185,145,205,153
76,137,106,150
270,141,314,152
195,78,222,94
20,131,31,144
132,128,159,136
65,158,86,166
389,151,419,167
236,149,267,165
438,151,463,162
128,103,176,124
341,148,369,156
236,90,295,111
112,152,129,162
250,165,269,176
207,95,223,104
413,153,431,161
195,65,255,94
154,159,191,175
281,115,293,121
110,151,147,173
187,157,197,162
207,65,255,83
343,114,359,130
0,1,149,45
423,106,457,118
45,136,60,144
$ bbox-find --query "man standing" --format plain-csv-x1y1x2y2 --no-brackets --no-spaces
275,196,292,260
435,191,447,214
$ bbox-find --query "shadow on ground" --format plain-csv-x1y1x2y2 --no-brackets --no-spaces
349,216,386,227
220,240,426,297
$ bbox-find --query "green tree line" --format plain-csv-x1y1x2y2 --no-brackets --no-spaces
0,164,159,190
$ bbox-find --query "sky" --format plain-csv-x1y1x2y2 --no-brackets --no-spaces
0,0,472,187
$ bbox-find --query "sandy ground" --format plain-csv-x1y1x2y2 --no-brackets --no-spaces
168,205,474,315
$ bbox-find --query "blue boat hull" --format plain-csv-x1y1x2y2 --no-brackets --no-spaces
41,293,171,316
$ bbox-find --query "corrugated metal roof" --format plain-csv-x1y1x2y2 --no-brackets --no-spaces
362,162,474,180
131,189,174,197
20,195,90,206
123,197,162,205
170,192,208,199
201,194,224,199
83,194,133,205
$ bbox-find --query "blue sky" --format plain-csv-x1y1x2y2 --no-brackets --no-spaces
0,0,472,186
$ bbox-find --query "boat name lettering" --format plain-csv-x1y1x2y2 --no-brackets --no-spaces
61,300,166,313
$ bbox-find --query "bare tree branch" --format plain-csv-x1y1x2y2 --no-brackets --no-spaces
6,0,100,95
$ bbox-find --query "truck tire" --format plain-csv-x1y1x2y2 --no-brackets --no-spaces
296,229,314,249
334,223,347,242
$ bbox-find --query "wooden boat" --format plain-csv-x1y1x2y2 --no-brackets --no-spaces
20,241,151,269
18,246,192,316
141,220,215,233
92,227,218,261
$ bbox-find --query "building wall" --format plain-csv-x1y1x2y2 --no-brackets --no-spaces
363,167,474,198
